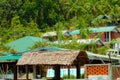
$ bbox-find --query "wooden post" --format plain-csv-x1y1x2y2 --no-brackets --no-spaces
39,65,42,78
26,65,29,80
41,65,46,78
54,65,60,80
17,66,19,78
33,65,36,79
76,64,80,79
36,65,40,78
108,53,112,63
68,66,70,79
13,65,17,80
80,65,81,79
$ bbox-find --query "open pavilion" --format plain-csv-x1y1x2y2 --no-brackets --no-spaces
17,50,90,80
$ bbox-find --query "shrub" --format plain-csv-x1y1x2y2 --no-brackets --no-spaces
81,74,84,78
62,74,76,79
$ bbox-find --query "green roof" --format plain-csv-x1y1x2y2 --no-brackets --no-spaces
6,36,48,53
1,50,120,61
0,53,21,61
0,46,65,61
33,46,65,51
0,36,54,61
90,26,117,33
70,26,117,35
0,55,21,61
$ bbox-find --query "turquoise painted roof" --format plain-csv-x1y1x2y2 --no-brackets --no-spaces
33,46,65,51
0,55,21,61
70,26,117,35
90,26,117,33
0,52,21,61
0,46,64,61
6,36,48,53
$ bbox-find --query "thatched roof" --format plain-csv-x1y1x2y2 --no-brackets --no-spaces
17,50,90,66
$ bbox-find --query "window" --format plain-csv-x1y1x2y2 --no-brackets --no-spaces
105,32,111,42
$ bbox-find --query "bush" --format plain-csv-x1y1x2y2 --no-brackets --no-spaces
81,74,84,78
62,75,76,79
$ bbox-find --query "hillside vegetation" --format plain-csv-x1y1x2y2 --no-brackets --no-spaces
0,0,120,43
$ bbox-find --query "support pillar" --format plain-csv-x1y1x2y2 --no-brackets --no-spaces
76,64,80,79
36,65,41,78
54,65,60,80
26,65,29,80
41,65,47,78
68,66,70,79
13,65,17,80
40,65,42,78
33,65,37,79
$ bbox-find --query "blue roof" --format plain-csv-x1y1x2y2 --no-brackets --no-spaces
70,26,117,35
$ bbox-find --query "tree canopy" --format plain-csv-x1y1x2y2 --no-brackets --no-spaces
0,0,120,43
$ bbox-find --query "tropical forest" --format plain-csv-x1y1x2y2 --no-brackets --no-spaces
0,0,120,52
1,0,120,80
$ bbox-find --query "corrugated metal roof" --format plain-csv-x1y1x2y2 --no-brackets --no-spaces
70,26,117,35
87,51,120,60
6,36,49,53
0,54,21,61
54,38,104,45
42,32,57,37
32,46,65,51
90,26,117,33
1,50,119,61
0,46,63,61
42,30,68,37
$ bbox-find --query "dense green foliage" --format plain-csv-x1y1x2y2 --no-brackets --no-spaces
0,0,120,44
62,74,76,79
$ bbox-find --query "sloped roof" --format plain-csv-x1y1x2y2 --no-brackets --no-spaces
32,46,66,51
87,51,120,61
91,15,112,25
0,51,21,61
0,46,64,61
70,26,117,35
54,38,104,45
42,30,68,37
6,36,49,53
17,50,90,66
0,55,21,61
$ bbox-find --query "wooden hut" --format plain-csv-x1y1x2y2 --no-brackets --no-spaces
17,50,90,80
